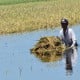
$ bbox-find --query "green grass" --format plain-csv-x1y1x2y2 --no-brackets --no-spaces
0,0,51,5
0,0,80,34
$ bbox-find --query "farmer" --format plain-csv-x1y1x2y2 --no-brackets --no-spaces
60,18,78,47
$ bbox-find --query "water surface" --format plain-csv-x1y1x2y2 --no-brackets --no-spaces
0,25,80,80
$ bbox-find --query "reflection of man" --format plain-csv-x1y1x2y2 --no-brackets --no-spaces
65,48,73,71
64,47,78,74
71,47,78,65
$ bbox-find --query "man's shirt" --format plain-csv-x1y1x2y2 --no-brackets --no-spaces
60,28,76,46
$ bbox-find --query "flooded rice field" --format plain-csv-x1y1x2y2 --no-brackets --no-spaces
0,25,80,80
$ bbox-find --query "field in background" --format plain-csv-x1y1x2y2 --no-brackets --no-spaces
0,0,51,5
0,0,80,34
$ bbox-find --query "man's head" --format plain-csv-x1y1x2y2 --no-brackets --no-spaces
61,18,68,30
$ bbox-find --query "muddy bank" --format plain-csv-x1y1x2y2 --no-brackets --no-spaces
30,36,66,62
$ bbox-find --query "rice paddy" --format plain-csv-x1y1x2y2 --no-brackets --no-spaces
0,0,80,34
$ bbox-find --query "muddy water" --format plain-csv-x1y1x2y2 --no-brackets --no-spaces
0,25,80,80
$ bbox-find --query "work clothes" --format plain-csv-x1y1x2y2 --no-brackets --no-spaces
60,28,77,47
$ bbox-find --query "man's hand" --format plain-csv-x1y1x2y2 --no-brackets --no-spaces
70,44,74,48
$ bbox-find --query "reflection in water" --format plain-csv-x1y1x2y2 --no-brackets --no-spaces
31,51,63,62
18,66,23,77
64,47,78,75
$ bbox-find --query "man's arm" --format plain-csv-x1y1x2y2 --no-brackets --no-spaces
70,29,77,47
59,29,64,44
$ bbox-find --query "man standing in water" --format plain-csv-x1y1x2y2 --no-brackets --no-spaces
60,18,78,47
60,18,78,74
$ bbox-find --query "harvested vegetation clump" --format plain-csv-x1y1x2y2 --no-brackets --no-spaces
30,36,66,62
